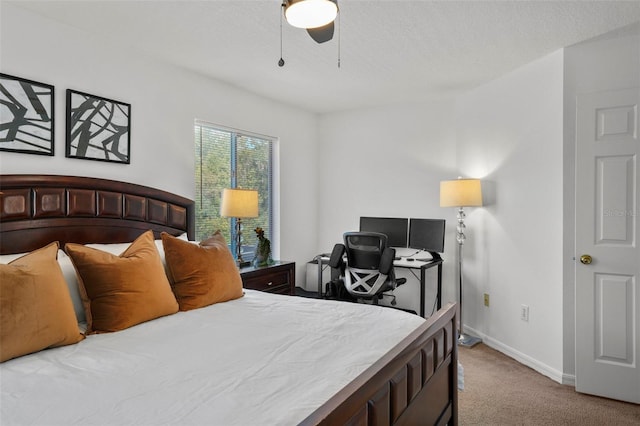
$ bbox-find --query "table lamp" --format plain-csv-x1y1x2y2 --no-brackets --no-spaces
220,188,259,267
440,177,483,347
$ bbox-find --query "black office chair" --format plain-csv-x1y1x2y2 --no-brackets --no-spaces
328,232,406,305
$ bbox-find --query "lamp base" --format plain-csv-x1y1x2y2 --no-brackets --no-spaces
458,333,482,348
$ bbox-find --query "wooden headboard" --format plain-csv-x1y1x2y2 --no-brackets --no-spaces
0,175,195,255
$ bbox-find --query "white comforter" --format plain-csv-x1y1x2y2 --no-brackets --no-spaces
1,290,424,426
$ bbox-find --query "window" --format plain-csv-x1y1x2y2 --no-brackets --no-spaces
194,122,273,259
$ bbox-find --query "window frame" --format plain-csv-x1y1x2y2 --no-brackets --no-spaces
194,120,274,259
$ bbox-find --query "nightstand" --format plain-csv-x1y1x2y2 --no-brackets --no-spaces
240,261,295,295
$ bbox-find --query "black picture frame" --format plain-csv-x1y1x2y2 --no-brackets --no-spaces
0,73,55,156
66,89,131,164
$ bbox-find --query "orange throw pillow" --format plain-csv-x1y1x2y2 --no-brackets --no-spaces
161,231,243,311
65,231,178,333
0,242,84,362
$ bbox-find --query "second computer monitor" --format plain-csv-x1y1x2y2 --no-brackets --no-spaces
359,217,408,247
408,218,446,254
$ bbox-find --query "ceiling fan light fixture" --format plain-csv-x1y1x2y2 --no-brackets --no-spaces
285,0,338,29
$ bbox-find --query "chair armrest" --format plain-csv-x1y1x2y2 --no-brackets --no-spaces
328,244,345,269
379,247,396,275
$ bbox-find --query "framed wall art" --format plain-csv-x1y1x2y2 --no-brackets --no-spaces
66,89,131,164
0,73,55,156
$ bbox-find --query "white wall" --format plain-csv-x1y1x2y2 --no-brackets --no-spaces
0,3,320,280
562,24,640,379
316,27,639,384
455,51,565,380
317,100,458,314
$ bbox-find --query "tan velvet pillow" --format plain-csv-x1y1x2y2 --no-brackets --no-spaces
65,231,179,333
161,231,243,311
0,242,84,362
199,231,227,248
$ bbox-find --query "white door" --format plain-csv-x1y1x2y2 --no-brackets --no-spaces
575,88,640,404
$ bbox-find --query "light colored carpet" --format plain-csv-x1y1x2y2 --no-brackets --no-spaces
458,343,640,425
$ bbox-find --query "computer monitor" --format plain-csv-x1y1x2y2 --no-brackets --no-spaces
359,217,408,248
408,218,446,259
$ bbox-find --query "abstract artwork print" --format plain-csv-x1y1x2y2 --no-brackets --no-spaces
0,74,55,156
66,89,131,164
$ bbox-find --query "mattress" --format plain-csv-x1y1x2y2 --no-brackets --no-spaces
1,290,424,426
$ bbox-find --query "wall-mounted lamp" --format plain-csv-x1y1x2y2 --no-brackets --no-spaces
220,188,259,267
440,177,483,347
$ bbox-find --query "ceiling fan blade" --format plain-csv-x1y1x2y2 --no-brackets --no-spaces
307,21,334,43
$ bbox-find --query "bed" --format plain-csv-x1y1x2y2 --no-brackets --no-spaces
0,174,458,425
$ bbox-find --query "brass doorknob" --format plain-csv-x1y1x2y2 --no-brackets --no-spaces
580,254,593,265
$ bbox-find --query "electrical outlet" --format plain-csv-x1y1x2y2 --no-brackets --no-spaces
520,304,529,322
483,293,490,307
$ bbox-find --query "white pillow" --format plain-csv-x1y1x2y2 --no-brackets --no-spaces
155,234,194,270
0,232,186,262
85,233,191,271
56,250,87,325
84,242,132,255
0,252,30,264
155,239,168,269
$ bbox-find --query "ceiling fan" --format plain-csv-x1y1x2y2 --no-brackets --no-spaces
282,0,339,44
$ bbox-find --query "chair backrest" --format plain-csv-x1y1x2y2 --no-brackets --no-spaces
343,232,393,298
343,232,387,270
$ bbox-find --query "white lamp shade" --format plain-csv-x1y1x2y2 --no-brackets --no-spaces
285,0,338,29
220,188,259,218
440,179,483,207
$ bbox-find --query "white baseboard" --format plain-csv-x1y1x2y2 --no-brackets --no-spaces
463,325,575,386
562,373,576,386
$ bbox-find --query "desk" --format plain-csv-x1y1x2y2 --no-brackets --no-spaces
393,257,443,318
314,254,443,318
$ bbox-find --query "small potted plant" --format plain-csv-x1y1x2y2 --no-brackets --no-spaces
253,227,272,267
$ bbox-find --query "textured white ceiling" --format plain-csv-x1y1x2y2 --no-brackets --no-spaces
9,0,640,113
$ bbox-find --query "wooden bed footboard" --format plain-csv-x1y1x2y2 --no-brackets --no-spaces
301,302,458,426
